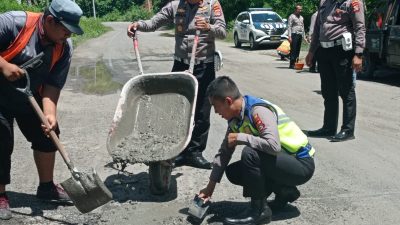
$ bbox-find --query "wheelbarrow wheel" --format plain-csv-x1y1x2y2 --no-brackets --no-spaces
149,161,172,195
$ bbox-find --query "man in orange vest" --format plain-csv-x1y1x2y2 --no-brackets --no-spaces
0,0,83,220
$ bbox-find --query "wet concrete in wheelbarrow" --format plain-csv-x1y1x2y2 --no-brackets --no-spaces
110,93,192,164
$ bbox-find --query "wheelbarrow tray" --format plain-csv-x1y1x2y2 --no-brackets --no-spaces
107,72,198,164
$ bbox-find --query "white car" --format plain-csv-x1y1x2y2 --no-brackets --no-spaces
233,8,288,50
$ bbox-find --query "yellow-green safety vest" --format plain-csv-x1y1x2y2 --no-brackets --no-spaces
229,95,315,158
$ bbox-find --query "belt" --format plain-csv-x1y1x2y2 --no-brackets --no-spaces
296,143,314,158
320,39,342,48
174,56,205,65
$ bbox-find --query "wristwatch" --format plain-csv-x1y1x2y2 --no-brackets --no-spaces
355,52,363,58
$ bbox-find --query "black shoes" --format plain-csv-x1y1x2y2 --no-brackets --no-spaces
309,68,317,73
305,128,336,137
224,198,272,225
268,186,300,211
289,64,295,69
331,130,355,142
36,183,71,203
174,153,212,170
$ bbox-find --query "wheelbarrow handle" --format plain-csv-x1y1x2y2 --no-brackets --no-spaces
131,28,144,75
188,30,200,75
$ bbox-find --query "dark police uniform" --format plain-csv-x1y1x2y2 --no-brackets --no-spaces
308,0,365,140
136,0,226,168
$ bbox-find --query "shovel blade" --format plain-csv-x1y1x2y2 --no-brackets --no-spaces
61,171,112,213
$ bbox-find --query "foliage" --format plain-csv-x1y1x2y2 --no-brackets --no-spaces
0,0,43,12
71,17,111,47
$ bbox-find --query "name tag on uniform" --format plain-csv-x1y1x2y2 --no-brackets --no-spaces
342,32,353,51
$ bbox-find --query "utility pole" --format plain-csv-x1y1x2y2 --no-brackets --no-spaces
92,0,97,19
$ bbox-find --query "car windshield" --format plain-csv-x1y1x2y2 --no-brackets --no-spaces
251,13,282,23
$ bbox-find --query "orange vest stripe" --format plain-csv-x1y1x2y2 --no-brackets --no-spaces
0,11,64,71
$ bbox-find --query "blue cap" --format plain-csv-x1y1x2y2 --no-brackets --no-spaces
49,0,84,35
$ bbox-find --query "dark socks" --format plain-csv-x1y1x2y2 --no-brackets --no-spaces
39,181,54,190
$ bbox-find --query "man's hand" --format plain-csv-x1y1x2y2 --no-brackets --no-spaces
352,55,363,73
288,37,292,43
305,52,314,67
127,22,139,38
198,181,216,203
195,16,211,31
227,133,238,149
1,62,24,82
41,114,58,137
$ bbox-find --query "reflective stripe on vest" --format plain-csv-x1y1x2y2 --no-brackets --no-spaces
0,12,64,71
229,95,315,158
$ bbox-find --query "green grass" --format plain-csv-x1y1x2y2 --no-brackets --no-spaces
79,61,122,95
71,17,112,47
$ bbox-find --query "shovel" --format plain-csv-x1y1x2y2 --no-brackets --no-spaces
17,53,112,213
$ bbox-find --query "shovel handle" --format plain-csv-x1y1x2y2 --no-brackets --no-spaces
27,95,75,172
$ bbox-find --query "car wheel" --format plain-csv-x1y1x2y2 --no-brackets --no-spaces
249,34,258,50
234,33,241,48
358,51,377,79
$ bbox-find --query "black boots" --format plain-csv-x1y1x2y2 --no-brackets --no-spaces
268,186,300,211
224,198,272,225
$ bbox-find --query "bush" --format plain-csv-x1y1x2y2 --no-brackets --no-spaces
0,0,43,13
102,4,152,21
72,17,111,47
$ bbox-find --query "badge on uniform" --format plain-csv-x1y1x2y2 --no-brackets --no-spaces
177,25,183,32
351,0,360,13
177,8,186,15
212,1,222,17
253,114,266,133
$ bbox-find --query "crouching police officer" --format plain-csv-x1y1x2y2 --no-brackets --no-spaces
305,0,366,142
197,76,315,225
128,0,226,169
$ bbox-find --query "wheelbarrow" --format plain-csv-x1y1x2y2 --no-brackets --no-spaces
107,30,200,195
16,53,112,213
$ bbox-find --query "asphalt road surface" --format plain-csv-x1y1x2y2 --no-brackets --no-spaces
4,22,400,225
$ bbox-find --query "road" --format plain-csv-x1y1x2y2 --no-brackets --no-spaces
4,22,400,225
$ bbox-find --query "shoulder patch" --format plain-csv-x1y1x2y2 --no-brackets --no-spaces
212,1,222,17
253,114,266,133
351,0,360,13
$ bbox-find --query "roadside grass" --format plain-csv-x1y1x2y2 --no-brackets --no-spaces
79,61,122,95
72,18,112,47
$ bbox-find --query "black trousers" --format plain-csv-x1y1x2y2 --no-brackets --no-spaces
316,46,356,133
290,33,303,66
0,106,60,185
225,147,315,198
171,60,215,155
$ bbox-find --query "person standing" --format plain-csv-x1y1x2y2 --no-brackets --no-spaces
308,10,318,73
0,0,84,220
197,76,315,225
305,0,366,142
288,4,307,69
127,0,226,169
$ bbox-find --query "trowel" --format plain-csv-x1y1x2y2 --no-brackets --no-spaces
188,195,210,220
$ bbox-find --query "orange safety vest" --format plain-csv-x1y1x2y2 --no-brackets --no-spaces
0,12,64,71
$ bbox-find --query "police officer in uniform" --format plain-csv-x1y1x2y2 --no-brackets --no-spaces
198,76,315,225
127,0,226,169
305,0,365,142
288,4,307,69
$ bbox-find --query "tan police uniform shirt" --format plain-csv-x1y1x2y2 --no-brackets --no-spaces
137,0,226,63
309,0,366,54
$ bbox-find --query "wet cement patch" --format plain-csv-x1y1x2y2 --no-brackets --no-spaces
110,93,191,163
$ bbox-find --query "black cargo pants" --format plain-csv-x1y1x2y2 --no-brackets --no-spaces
316,45,356,133
225,147,314,198
171,60,215,155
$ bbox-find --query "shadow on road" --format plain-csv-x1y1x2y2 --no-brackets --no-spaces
8,191,74,225
104,171,182,203
179,200,301,224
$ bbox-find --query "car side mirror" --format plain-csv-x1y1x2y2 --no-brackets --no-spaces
243,19,250,24
282,19,287,24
